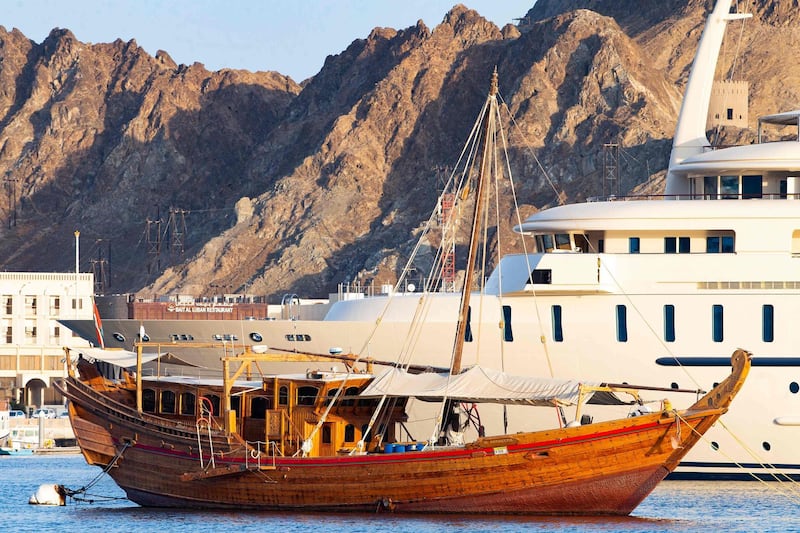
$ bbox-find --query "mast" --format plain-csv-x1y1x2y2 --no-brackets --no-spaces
451,70,498,375
665,0,751,197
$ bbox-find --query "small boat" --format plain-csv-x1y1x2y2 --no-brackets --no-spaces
58,70,751,515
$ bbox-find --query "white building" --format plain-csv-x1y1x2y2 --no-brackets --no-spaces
0,272,93,412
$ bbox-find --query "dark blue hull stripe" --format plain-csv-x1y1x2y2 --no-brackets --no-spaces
656,357,800,367
669,461,800,481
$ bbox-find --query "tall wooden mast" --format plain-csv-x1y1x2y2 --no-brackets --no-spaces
451,69,498,375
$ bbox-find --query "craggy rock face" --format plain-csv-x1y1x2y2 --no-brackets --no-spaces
0,1,795,299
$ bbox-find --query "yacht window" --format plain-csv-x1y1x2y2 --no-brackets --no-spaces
598,239,604,253
555,233,571,250
720,176,738,199
664,305,675,343
679,237,690,253
575,234,590,253
529,269,552,284
664,237,676,254
552,305,563,342
345,424,356,443
502,305,513,342
703,176,718,199
742,175,762,199
706,234,735,253
542,234,554,252
465,306,473,342
629,237,640,254
763,304,774,343
712,305,724,343
616,305,628,342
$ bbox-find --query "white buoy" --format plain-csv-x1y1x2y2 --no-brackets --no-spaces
28,484,66,506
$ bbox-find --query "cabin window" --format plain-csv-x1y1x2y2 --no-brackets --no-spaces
297,386,319,406
679,237,690,253
502,305,513,342
180,392,196,415
712,305,724,342
251,397,269,419
345,424,356,443
529,269,552,284
628,237,640,254
763,304,775,343
664,305,676,343
206,395,221,416
325,389,338,406
160,390,176,414
142,389,156,413
552,305,563,342
342,386,360,406
616,305,628,342
2,295,11,315
279,386,288,406
742,175,762,199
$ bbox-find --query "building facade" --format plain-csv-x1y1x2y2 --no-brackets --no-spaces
0,272,92,412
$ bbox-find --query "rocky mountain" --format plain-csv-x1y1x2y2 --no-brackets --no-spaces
0,1,797,300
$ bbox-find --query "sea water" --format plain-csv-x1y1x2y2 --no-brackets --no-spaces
2,454,799,532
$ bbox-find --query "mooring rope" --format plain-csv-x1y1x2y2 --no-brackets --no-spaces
62,441,131,503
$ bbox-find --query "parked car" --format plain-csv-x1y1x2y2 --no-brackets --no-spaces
8,410,26,418
31,408,56,419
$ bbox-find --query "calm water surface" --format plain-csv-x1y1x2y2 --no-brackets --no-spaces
2,454,799,532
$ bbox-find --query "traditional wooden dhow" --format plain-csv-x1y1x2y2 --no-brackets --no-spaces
58,345,750,514
59,71,751,514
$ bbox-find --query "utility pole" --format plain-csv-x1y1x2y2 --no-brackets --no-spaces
145,207,163,275
168,207,188,260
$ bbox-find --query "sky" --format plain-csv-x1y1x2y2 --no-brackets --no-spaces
3,0,535,82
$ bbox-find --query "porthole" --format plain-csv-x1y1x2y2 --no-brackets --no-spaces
250,333,263,342
791,382,799,394
763,442,771,451
710,441,719,451
112,332,125,342
670,382,679,390
141,334,150,342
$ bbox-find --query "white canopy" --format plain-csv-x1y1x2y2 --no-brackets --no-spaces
359,366,623,406
70,347,201,368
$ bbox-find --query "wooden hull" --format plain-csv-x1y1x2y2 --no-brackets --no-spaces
57,349,750,515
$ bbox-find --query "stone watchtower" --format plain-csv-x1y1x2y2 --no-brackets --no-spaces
707,80,749,129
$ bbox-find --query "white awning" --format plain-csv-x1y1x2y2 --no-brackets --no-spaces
69,347,202,368
359,366,622,406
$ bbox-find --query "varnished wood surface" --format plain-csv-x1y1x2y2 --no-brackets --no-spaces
57,349,751,515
